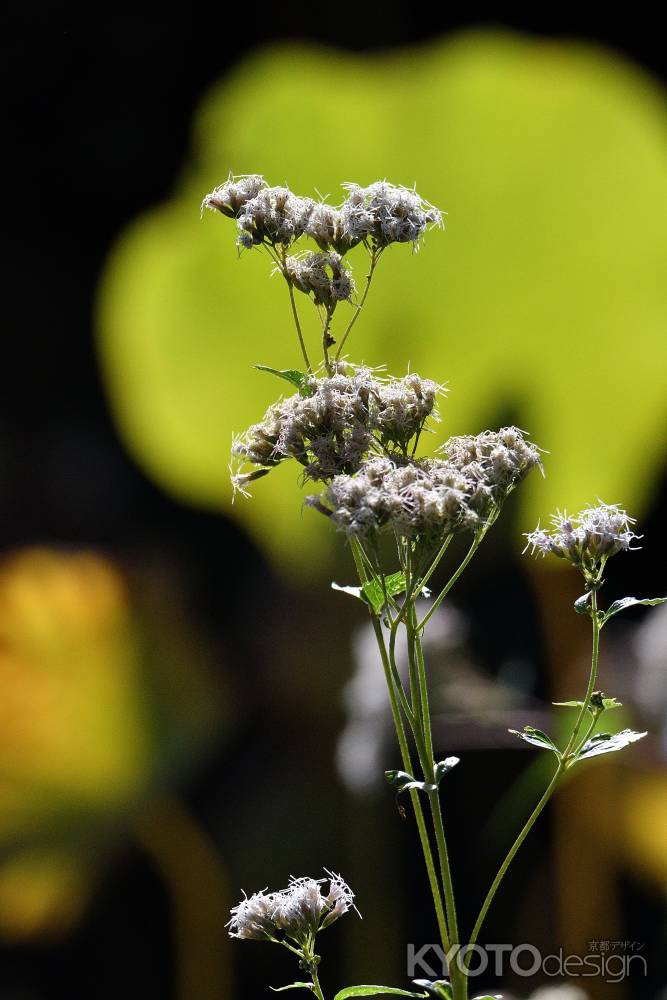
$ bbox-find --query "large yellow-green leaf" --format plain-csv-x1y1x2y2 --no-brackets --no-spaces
97,32,667,576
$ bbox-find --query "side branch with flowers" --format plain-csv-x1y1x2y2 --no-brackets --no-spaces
202,173,665,1000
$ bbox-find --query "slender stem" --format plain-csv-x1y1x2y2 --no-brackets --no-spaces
418,534,454,595
467,588,602,953
321,304,334,375
562,590,600,762
419,530,486,631
372,613,452,957
311,967,326,1000
467,760,563,953
350,540,451,955
278,246,312,372
335,247,381,360
409,615,466,1000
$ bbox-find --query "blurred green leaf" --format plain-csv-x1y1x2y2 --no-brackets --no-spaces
97,34,667,577
601,596,667,625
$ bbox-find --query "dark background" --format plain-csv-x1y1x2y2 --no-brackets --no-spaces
1,7,665,1000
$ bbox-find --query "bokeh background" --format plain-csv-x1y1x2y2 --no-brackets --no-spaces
2,7,666,1000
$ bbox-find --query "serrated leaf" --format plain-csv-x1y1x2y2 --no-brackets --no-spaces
601,596,667,625
332,572,407,616
412,983,452,1000
253,365,310,394
574,592,592,615
334,988,428,1000
270,983,314,993
602,697,623,710
576,729,647,761
434,757,460,782
385,770,437,794
508,727,559,753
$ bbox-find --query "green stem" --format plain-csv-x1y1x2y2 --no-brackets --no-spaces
350,540,452,956
419,528,486,631
311,967,326,1000
335,247,381,360
467,588,602,955
279,246,312,372
322,304,334,375
408,613,466,1000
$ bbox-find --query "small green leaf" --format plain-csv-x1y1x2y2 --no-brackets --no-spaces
472,995,503,999
253,365,310,395
434,757,460,783
574,592,592,615
334,988,428,1000
332,572,407,616
601,596,667,625
385,770,437,794
575,729,647,762
412,982,452,1000
553,694,622,713
508,726,559,753
270,984,314,994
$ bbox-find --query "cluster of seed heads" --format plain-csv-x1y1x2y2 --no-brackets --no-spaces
202,173,442,253
231,367,442,492
228,873,356,946
524,502,640,577
310,427,542,541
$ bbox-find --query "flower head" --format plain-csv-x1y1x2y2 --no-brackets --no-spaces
236,186,315,249
201,173,268,218
283,251,355,308
228,873,357,947
341,180,442,248
524,501,640,580
231,367,442,488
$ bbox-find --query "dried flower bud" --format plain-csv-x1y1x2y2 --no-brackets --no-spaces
341,180,442,248
283,251,355,308
201,173,268,218
228,889,279,941
441,426,543,517
236,186,314,248
524,502,640,578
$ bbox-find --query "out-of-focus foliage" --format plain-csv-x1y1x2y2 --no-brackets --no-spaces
97,32,667,576
0,549,224,939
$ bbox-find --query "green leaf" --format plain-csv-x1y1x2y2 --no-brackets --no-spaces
334,988,428,1000
332,572,407,616
253,365,310,395
553,695,622,712
508,726,559,753
385,770,437,794
601,596,667,625
270,984,314,993
575,729,647,762
574,592,592,616
434,757,460,782
412,983,452,1000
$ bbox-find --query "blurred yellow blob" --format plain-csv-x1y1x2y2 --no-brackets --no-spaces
97,32,667,576
0,548,151,840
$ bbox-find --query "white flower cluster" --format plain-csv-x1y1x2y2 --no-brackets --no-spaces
202,173,442,253
524,502,640,574
442,426,544,500
311,427,542,540
228,873,356,945
283,251,355,307
232,368,442,488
